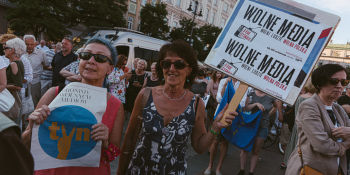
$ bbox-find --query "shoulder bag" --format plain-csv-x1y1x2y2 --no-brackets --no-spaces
298,136,323,175
0,89,15,112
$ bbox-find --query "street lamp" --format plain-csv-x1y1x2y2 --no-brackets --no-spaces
187,0,202,46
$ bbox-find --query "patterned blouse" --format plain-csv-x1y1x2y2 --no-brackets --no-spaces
127,93,197,175
107,67,126,103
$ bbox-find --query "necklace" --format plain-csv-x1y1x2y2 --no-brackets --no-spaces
162,89,187,101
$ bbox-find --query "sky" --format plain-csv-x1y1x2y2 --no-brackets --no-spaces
294,0,350,44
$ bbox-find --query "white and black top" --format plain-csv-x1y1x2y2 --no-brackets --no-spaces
127,93,196,175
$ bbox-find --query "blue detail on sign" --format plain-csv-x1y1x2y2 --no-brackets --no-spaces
38,105,97,160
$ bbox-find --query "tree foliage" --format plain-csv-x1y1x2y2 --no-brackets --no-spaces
6,0,127,40
140,3,169,40
169,18,221,61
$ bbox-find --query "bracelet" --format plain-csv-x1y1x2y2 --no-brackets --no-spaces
210,127,219,136
103,143,121,163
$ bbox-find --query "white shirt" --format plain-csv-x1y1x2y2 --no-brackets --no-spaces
0,55,9,68
20,55,33,83
36,45,50,52
216,78,250,108
24,49,48,84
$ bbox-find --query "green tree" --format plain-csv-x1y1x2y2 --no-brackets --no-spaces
7,0,70,40
70,0,127,28
196,24,221,61
140,3,169,40
169,19,221,61
169,18,197,42
7,0,127,40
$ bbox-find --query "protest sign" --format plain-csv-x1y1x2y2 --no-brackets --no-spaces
31,82,107,170
204,0,340,105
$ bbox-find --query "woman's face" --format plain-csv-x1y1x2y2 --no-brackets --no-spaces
3,45,13,59
216,72,222,79
151,64,157,74
162,54,191,88
319,70,347,101
79,43,113,84
136,61,145,71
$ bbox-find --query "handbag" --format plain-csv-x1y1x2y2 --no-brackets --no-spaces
298,137,323,175
0,88,15,112
20,87,34,115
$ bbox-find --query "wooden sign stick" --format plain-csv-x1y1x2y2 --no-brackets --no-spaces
220,82,249,125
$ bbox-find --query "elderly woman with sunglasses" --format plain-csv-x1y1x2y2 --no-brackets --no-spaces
22,37,124,175
117,40,237,175
286,64,350,175
2,38,25,122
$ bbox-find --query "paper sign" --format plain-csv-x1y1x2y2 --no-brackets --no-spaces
204,0,340,105
31,82,107,170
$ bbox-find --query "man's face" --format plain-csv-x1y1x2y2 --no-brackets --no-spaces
40,40,46,47
25,38,36,54
61,39,72,53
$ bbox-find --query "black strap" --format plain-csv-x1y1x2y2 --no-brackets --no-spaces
327,110,338,125
195,95,200,115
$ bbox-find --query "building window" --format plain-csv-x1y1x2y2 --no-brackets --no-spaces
211,12,216,24
151,0,157,6
176,0,181,7
223,2,228,12
128,3,137,14
128,17,134,29
206,8,210,21
173,21,178,28
220,18,226,27
141,0,147,6
213,0,217,6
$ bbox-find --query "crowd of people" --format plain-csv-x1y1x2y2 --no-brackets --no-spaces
1,33,350,175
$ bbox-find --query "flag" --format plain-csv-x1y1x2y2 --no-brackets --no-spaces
214,80,262,152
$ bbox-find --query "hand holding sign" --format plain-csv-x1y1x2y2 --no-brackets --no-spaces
29,105,51,125
212,105,238,132
91,123,109,148
57,126,76,160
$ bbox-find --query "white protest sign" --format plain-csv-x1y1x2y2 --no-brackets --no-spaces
205,0,340,105
31,82,107,170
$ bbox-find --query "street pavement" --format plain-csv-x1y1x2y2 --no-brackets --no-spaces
111,142,286,175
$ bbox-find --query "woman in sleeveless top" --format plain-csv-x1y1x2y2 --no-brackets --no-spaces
117,40,237,175
143,62,161,88
125,59,147,112
22,37,125,175
2,38,25,122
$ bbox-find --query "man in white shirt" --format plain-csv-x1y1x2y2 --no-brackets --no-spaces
36,40,50,52
23,35,49,107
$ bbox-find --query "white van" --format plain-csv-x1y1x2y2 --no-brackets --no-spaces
81,28,169,70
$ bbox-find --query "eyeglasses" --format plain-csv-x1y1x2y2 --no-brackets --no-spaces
79,52,113,65
328,78,350,86
161,60,188,70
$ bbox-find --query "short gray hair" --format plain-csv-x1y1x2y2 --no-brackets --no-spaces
138,59,147,69
6,38,27,57
23,34,36,42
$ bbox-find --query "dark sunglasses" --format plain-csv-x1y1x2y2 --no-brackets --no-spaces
328,78,350,86
79,52,113,64
161,60,188,70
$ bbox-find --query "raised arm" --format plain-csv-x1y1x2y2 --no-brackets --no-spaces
117,88,146,175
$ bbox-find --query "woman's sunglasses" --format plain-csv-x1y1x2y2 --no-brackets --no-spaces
79,52,113,64
161,60,188,70
328,78,350,86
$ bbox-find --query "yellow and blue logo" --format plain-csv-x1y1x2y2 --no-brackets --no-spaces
38,105,97,160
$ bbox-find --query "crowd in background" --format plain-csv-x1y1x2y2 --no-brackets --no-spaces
1,34,350,175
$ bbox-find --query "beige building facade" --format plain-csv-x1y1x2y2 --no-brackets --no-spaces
319,44,350,67
125,0,237,31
